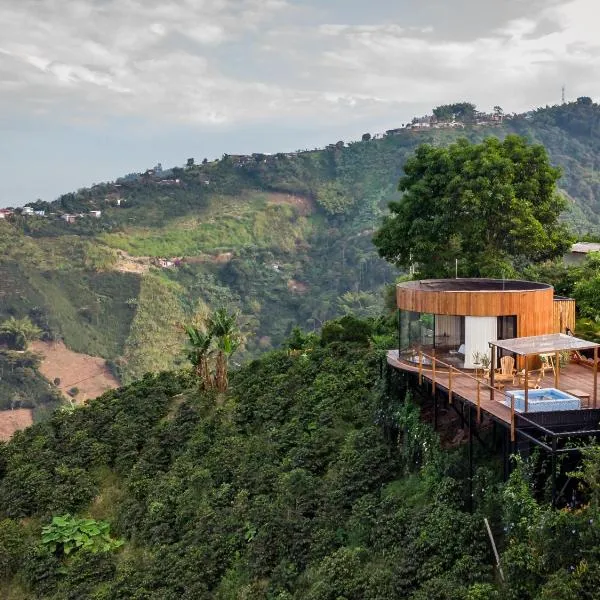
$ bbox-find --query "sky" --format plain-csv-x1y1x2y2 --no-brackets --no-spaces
1,0,599,207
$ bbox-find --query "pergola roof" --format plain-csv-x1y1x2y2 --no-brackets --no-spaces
490,333,600,356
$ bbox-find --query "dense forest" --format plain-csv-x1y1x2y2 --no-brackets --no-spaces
0,318,599,598
1,99,600,409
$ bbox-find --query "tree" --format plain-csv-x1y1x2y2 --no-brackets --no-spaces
433,102,476,122
373,135,573,278
0,317,42,350
184,325,213,389
362,133,372,142
184,309,242,392
186,158,195,168
207,308,241,392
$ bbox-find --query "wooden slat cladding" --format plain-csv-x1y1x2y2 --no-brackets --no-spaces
553,298,576,334
397,282,556,338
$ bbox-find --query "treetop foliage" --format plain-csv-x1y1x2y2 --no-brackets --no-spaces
432,102,477,122
373,135,573,278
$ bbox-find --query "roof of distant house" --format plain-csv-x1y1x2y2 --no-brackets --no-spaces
571,242,600,254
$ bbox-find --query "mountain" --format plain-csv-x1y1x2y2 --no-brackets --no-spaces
1,99,600,412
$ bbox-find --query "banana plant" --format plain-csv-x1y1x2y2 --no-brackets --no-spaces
183,325,213,389
207,308,241,392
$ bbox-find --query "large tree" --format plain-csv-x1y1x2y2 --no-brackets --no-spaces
373,135,573,278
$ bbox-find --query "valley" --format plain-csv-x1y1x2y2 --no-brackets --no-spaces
1,100,599,416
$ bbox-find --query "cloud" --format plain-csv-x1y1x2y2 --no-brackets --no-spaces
312,0,600,113
0,0,599,130
0,0,291,124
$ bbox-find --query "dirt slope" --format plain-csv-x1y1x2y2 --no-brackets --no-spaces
0,409,33,441
30,341,120,403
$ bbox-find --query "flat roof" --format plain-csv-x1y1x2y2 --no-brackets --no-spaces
490,333,600,356
398,278,552,293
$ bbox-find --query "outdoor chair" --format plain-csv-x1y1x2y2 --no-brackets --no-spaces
515,366,546,389
494,356,517,384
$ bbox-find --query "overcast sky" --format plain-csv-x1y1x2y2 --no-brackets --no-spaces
1,0,599,207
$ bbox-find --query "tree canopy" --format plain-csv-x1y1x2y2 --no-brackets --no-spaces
432,102,476,122
373,135,573,278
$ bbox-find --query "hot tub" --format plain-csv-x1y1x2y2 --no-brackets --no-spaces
504,388,581,413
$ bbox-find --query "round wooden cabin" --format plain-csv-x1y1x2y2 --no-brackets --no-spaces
396,279,572,369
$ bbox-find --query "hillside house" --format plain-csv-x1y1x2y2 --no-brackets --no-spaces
154,258,175,268
566,242,600,265
34,210,46,217
89,210,102,218
21,207,34,215
61,214,77,224
0,209,12,219
387,277,600,503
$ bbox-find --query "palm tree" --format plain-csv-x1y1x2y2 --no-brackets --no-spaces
0,316,41,350
208,308,241,392
184,325,213,389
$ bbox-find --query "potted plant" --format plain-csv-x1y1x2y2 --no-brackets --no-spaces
473,351,491,380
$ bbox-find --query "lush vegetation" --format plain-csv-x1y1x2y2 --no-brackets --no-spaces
373,136,572,278
0,318,598,598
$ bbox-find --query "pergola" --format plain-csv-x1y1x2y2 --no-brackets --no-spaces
489,333,600,411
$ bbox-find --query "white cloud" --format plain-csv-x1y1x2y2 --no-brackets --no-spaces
0,0,292,124
0,0,598,129
312,0,600,113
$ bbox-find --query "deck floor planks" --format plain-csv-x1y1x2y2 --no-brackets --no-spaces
387,350,598,426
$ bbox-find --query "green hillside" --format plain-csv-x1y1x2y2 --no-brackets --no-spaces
0,321,599,598
1,99,600,407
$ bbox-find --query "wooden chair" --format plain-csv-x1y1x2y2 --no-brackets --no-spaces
494,355,517,384
516,363,547,389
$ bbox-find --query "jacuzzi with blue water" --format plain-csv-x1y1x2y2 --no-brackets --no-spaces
504,388,581,413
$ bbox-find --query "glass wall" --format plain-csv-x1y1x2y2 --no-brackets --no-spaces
399,310,434,356
397,311,519,369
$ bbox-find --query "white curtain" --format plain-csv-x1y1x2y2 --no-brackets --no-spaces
435,315,462,347
464,317,497,369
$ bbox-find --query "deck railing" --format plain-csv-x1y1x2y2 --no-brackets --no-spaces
413,350,518,440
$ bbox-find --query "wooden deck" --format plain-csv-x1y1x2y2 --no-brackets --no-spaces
387,350,599,428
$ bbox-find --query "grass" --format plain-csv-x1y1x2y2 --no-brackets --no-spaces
99,193,314,257
0,262,140,359
121,273,187,384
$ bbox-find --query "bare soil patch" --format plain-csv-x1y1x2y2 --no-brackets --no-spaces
0,409,33,441
184,252,233,264
267,193,314,216
30,341,120,403
115,250,150,274
287,279,309,294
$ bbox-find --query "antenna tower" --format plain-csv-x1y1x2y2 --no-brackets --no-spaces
562,85,566,104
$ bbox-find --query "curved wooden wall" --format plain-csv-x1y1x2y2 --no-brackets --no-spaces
397,283,556,338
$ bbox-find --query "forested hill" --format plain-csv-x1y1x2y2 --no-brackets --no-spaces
1,99,600,411
0,321,599,598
